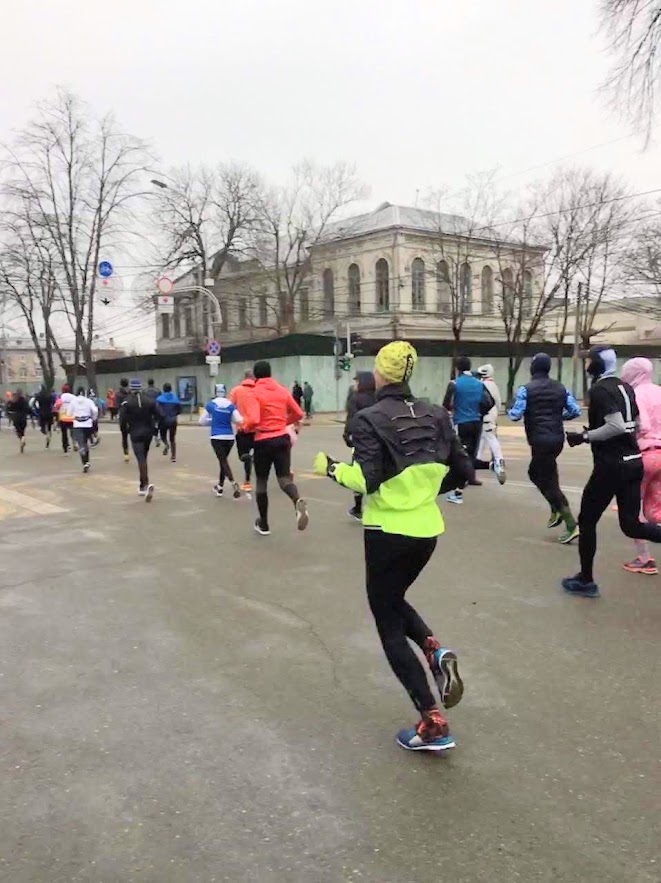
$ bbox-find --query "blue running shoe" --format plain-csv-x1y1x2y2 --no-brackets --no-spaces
430,648,464,709
396,727,456,752
445,491,463,505
562,574,600,598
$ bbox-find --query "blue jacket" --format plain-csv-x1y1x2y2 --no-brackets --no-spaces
156,391,181,425
201,396,242,439
446,372,485,424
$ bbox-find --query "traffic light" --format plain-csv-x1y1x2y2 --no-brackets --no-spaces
350,332,365,355
335,354,354,377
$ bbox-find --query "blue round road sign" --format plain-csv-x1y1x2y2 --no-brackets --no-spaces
206,339,221,356
98,260,113,278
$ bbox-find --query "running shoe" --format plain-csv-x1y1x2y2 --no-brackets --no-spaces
428,648,464,709
491,459,507,485
20,438,25,453
83,462,90,473
213,484,224,497
145,484,155,503
171,456,176,463
254,518,271,536
547,512,563,529
123,453,129,463
163,443,169,456
295,499,309,531
558,525,580,545
561,574,600,598
396,710,455,752
138,487,147,496
232,481,241,499
622,557,658,575
445,491,463,505
241,482,253,493
347,506,362,522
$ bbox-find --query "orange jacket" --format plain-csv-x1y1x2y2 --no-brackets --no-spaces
243,377,304,441
228,378,256,431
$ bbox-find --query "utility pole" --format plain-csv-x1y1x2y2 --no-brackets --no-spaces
571,281,582,398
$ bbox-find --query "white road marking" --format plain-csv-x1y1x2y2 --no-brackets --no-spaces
0,486,67,515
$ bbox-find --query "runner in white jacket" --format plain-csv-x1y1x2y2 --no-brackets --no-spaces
476,364,506,485
67,387,99,473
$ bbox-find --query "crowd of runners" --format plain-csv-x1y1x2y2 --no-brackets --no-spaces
2,340,660,754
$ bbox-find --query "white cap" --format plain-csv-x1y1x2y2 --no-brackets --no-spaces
215,383,226,397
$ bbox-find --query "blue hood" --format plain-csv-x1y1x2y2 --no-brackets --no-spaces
156,391,180,404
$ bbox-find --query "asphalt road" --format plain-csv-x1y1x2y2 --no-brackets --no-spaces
0,419,659,883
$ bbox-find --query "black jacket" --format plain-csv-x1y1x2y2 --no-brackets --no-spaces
588,376,640,465
524,374,571,447
7,395,30,421
120,392,157,440
351,383,473,495
344,372,376,446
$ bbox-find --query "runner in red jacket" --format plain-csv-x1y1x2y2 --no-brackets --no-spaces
242,360,308,536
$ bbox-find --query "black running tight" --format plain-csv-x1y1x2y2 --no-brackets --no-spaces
579,460,661,582
365,530,438,712
211,438,236,485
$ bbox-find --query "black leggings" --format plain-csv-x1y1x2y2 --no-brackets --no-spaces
211,438,236,485
236,432,255,483
528,443,568,513
579,459,661,582
455,420,482,489
131,436,152,488
73,427,93,464
253,435,299,525
60,421,72,452
121,425,129,456
365,530,438,713
159,422,177,458
14,418,27,439
39,415,53,435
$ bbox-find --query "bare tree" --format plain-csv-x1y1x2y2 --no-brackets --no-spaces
0,204,68,387
600,1,661,141
620,200,661,295
253,160,368,334
1,88,152,389
149,162,264,343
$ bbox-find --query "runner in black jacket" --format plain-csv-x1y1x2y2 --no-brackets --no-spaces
562,346,661,597
120,378,158,501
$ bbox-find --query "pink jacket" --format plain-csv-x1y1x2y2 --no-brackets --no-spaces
621,358,661,450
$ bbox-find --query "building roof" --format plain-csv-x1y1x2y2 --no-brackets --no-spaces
323,202,471,242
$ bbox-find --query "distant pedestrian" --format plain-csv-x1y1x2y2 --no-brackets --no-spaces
230,369,257,492
343,371,376,521
475,364,506,484
7,389,31,453
292,381,303,408
35,384,55,448
303,382,314,420
57,384,76,454
155,382,181,462
106,388,118,421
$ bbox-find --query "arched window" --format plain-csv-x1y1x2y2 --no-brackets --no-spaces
376,259,390,311
348,263,361,315
523,270,533,314
436,260,451,312
460,262,472,313
501,268,514,316
322,269,335,318
411,258,426,311
481,265,494,314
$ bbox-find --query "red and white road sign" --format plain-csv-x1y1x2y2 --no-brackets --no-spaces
156,277,174,295
157,295,174,314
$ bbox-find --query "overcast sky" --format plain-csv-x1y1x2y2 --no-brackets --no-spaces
2,0,660,351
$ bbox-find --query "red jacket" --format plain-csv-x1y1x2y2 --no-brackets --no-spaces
229,378,256,431
244,377,303,441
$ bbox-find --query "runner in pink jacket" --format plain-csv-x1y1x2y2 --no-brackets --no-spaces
620,357,661,574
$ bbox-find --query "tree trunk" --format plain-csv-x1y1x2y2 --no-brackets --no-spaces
556,345,563,383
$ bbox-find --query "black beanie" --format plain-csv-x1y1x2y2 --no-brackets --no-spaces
531,352,551,376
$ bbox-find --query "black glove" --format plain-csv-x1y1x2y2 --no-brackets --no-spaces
566,430,587,448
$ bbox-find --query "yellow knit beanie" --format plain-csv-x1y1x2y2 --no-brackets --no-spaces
374,341,418,384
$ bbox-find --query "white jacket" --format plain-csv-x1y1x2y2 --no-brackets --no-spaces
67,395,99,428
482,378,502,429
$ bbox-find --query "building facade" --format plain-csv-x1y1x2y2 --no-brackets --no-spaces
0,336,124,389
155,202,657,354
